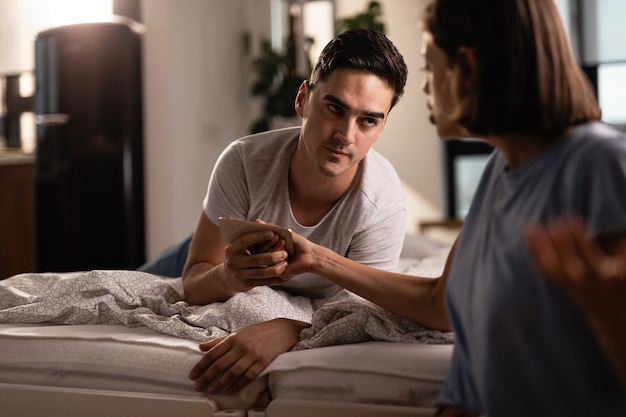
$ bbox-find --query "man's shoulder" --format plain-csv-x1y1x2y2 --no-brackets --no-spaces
359,149,404,201
362,148,401,183
234,126,301,149
219,127,300,166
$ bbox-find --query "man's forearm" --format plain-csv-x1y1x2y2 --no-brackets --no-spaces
183,262,233,305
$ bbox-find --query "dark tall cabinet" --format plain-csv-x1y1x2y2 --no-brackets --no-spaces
35,19,145,272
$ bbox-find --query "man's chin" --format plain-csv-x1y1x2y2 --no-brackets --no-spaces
318,161,352,178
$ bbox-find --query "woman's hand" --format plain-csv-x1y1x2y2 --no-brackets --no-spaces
526,215,626,316
526,215,626,393
279,231,317,278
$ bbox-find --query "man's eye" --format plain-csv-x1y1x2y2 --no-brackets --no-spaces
362,117,378,127
328,103,341,113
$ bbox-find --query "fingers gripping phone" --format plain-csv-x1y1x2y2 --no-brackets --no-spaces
218,217,294,256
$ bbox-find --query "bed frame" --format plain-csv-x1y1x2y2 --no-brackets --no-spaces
0,383,217,417
0,382,436,417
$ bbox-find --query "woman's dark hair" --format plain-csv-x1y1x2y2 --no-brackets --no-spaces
421,0,601,137
309,28,408,110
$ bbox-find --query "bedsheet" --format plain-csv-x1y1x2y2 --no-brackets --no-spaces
0,269,453,348
0,271,311,341
295,290,453,350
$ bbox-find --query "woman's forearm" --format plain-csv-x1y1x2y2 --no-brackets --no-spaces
586,307,626,393
310,243,452,331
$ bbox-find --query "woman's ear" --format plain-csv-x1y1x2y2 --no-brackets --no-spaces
294,80,309,117
457,46,477,89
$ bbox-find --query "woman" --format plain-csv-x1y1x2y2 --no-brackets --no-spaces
279,0,626,415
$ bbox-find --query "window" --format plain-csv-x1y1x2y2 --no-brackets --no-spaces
443,139,493,220
598,62,626,126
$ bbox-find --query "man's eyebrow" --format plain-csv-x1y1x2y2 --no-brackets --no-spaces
323,94,386,120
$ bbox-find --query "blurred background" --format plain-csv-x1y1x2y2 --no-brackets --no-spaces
0,0,624,278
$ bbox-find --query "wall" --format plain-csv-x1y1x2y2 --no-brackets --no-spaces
0,0,113,73
141,0,254,259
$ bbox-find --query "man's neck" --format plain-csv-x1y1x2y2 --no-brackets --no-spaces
288,156,361,227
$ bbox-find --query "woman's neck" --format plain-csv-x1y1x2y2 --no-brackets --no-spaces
485,128,573,169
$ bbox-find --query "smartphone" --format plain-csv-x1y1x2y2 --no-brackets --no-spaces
217,216,294,255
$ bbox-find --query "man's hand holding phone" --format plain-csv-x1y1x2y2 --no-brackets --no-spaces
216,217,294,292
218,217,294,255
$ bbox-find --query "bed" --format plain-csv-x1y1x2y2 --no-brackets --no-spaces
0,233,453,417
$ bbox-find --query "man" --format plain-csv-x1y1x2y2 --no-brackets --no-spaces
148,28,408,395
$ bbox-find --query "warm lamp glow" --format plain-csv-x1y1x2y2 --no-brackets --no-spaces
20,112,36,154
47,0,113,27
19,72,35,98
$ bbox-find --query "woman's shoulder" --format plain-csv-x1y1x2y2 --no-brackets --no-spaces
572,122,626,149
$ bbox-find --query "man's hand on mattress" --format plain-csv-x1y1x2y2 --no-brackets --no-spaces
189,318,310,395
220,230,292,293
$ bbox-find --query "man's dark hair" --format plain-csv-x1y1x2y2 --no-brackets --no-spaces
309,28,408,110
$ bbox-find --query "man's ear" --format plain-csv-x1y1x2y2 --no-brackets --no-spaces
457,46,477,89
294,80,309,117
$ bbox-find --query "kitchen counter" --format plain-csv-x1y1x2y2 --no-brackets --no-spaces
0,151,37,279
0,149,35,166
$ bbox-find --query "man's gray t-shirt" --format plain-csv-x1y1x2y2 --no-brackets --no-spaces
203,127,407,299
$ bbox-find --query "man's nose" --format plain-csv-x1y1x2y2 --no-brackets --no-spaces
333,118,357,145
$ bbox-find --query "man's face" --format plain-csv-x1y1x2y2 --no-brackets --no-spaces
294,68,394,178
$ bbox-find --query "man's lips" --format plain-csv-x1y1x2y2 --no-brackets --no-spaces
325,146,350,157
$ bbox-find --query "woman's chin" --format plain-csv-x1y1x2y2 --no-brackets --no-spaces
436,126,460,139
434,120,469,140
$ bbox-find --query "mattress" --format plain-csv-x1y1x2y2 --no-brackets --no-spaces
264,341,453,407
0,323,452,415
0,323,269,410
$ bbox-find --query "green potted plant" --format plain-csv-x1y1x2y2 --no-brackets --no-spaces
336,1,385,33
247,1,386,134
